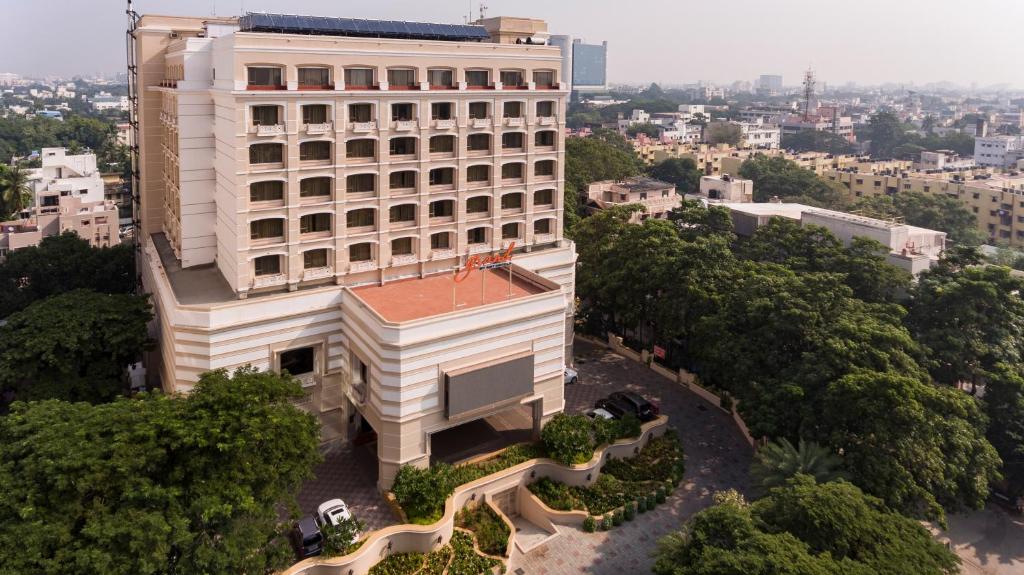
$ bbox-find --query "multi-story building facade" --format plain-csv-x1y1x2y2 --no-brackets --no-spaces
584,177,678,221
134,13,575,489
0,194,121,259
975,135,1024,168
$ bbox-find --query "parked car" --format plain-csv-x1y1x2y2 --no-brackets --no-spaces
583,407,615,420
607,391,659,422
290,516,323,559
594,397,635,420
564,366,579,385
317,499,352,527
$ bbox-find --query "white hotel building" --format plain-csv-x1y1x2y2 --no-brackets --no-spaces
134,13,576,488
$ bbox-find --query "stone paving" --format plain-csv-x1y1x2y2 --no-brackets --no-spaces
295,441,398,532
511,338,753,575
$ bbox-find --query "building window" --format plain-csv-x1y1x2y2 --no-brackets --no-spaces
467,196,490,214
536,101,555,117
391,237,414,255
346,139,376,159
468,102,489,119
389,137,417,156
502,132,524,149
534,218,552,234
300,213,331,234
533,70,555,87
429,199,454,218
298,67,331,88
430,135,455,153
431,232,450,249
431,102,453,120
347,209,375,228
251,105,279,126
304,248,328,269
534,189,554,206
535,131,556,147
502,222,520,239
467,227,488,244
302,104,329,124
346,174,375,194
300,177,332,198
502,102,523,118
391,103,414,121
349,103,373,123
250,180,284,202
428,68,454,88
349,242,372,262
535,160,555,176
500,70,524,87
249,143,283,165
429,167,454,186
467,133,490,152
389,204,416,223
502,163,524,179
467,165,490,183
501,193,523,210
247,66,282,88
390,170,416,190
387,68,417,88
352,355,369,384
250,219,284,241
280,347,315,376
465,69,490,88
299,141,331,161
253,254,281,275
344,67,374,88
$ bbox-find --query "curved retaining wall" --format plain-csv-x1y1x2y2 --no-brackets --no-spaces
282,416,669,575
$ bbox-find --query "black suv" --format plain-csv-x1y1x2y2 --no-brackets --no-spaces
606,391,659,422
290,516,323,559
594,396,635,420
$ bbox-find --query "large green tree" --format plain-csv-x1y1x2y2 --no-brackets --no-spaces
649,157,703,195
782,130,855,155
0,232,134,317
750,438,846,492
738,154,846,207
0,164,32,218
564,129,642,233
653,476,958,575
0,367,321,575
866,111,906,159
983,363,1024,494
852,192,984,247
705,122,743,146
0,290,153,404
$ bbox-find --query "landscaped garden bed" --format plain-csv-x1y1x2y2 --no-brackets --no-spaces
527,431,684,526
366,530,499,575
454,503,510,557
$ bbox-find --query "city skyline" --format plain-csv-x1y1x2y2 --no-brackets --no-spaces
0,0,1020,89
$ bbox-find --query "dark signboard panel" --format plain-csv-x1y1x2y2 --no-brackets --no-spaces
445,354,534,418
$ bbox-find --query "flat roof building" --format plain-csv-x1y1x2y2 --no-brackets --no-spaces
585,177,678,221
134,12,576,489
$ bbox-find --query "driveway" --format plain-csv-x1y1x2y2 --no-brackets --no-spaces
295,441,398,532
930,507,1024,575
512,338,753,574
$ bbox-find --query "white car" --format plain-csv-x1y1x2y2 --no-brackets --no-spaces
317,499,352,527
564,366,579,385
584,407,615,420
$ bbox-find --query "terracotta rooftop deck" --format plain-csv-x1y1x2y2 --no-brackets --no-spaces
351,267,549,323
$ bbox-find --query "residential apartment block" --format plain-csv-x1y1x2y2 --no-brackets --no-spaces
584,177,678,221
134,13,575,488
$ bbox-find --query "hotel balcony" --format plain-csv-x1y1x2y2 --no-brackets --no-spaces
392,120,418,131
304,122,333,135
251,124,285,136
470,118,492,129
434,118,457,130
302,266,334,281
252,272,288,289
349,121,377,132
538,116,557,126
348,260,377,273
504,117,525,127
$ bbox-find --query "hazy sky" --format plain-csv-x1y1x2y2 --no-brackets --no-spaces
1,0,1021,87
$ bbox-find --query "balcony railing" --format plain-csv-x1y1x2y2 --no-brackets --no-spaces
534,233,555,243
349,260,377,273
434,118,457,129
252,273,287,289
295,372,318,388
303,266,334,281
504,117,524,127
471,118,491,129
431,248,455,260
468,243,491,254
538,116,556,126
252,124,285,136
350,121,377,132
391,253,418,266
392,120,418,131
304,122,333,134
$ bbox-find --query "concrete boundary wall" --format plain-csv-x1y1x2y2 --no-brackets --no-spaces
283,416,668,575
576,332,757,448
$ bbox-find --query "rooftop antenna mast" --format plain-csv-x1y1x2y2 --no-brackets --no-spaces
802,68,816,121
479,2,488,20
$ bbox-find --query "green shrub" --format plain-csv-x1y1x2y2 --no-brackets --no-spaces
592,416,620,447
647,493,658,509
612,509,623,526
623,502,635,521
527,477,580,511
637,497,648,513
455,504,510,556
321,515,366,557
369,552,424,575
449,531,500,573
541,413,596,465
617,413,642,439
573,474,646,515
582,515,596,532
601,432,684,483
656,486,667,503
600,515,613,531
421,545,452,575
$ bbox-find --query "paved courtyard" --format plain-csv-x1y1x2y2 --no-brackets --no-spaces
511,338,754,574
930,507,1024,575
295,440,398,532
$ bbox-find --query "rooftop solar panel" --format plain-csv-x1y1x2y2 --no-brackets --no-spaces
239,12,489,42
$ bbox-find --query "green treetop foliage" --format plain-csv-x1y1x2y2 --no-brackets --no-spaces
0,163,33,218
852,192,985,247
653,476,959,575
905,262,1024,387
750,438,847,492
648,157,703,195
737,154,847,207
0,290,153,405
564,129,642,234
626,123,660,138
983,363,1024,495
667,199,735,242
0,367,322,575
705,122,743,146
866,110,975,158
0,113,128,173
781,130,856,155
0,232,135,318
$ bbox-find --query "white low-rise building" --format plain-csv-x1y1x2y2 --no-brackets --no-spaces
975,135,1024,168
696,174,754,203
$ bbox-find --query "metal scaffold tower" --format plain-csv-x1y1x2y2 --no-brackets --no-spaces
125,0,142,292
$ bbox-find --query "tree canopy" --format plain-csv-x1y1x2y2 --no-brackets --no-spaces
648,157,703,195
866,111,975,159
782,130,855,155
738,154,846,207
0,367,321,575
852,192,984,247
564,129,642,233
705,122,743,146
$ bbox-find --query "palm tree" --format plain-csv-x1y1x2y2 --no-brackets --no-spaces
750,438,847,491
0,164,32,219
